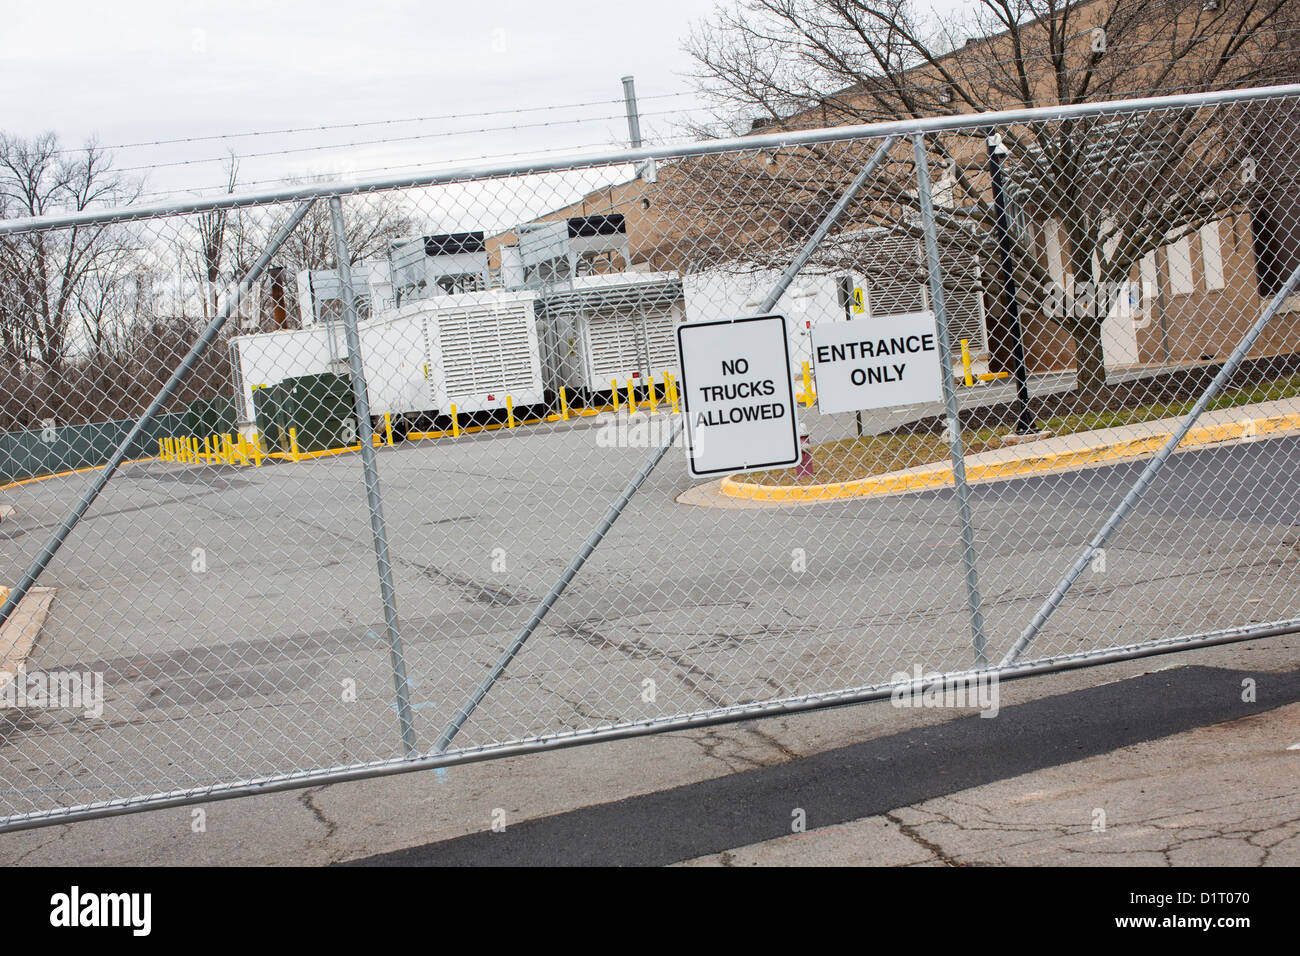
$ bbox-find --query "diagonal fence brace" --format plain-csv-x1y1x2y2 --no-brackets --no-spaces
433,135,899,753
1002,255,1300,666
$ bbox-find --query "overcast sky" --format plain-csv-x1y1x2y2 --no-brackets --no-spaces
0,0,729,201
1,0,971,222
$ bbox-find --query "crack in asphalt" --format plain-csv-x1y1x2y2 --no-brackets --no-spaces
397,558,528,608
885,811,962,866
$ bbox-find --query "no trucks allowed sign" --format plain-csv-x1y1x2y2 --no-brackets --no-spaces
676,314,801,479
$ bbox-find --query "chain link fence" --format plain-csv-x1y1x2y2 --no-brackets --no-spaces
2,85,1299,831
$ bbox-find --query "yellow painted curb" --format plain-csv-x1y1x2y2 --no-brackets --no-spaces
721,412,1300,504
0,586,58,677
270,443,362,461
0,456,157,493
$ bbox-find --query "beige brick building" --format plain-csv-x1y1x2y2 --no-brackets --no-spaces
490,0,1300,379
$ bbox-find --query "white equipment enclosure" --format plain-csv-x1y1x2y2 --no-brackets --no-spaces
420,290,546,415
230,325,339,423
538,272,684,397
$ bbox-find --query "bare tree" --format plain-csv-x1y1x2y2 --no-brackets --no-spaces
0,133,138,371
274,186,414,277
73,239,143,357
684,0,1297,391
187,152,240,321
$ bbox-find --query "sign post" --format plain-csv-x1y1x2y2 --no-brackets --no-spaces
676,314,800,478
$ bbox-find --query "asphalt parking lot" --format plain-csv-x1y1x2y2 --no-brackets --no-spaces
1,402,1298,833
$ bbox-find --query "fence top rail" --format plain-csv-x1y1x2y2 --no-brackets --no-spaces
3,81,1299,237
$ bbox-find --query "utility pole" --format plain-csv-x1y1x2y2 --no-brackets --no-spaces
622,75,657,183
987,130,1036,435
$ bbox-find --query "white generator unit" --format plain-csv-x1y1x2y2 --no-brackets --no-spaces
415,289,546,416
231,289,545,426
357,308,433,420
683,267,850,378
832,228,989,357
229,325,343,423
516,215,630,285
538,272,684,396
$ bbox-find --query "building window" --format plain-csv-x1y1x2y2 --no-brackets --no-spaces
1199,221,1224,290
1166,235,1194,295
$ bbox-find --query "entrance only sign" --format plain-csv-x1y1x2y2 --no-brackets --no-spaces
810,311,944,414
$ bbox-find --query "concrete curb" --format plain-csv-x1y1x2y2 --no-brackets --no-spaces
0,587,58,677
0,504,13,523
720,410,1300,504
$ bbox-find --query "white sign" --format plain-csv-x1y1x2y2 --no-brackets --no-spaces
676,314,800,478
810,311,944,414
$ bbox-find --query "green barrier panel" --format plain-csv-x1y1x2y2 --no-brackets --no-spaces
184,396,236,443
276,373,356,454
0,411,188,485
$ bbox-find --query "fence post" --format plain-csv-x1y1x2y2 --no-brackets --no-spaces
328,196,417,757
912,133,988,668
986,128,1036,434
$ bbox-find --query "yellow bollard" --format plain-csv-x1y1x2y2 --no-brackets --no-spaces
960,339,974,387
157,438,165,460
289,427,300,461
506,395,515,428
251,430,263,467
627,378,636,411
611,379,620,412
450,404,460,438
802,361,815,407
384,413,394,446
202,436,212,464
179,438,189,464
162,438,170,461
666,373,680,414
648,375,658,411
560,386,569,421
